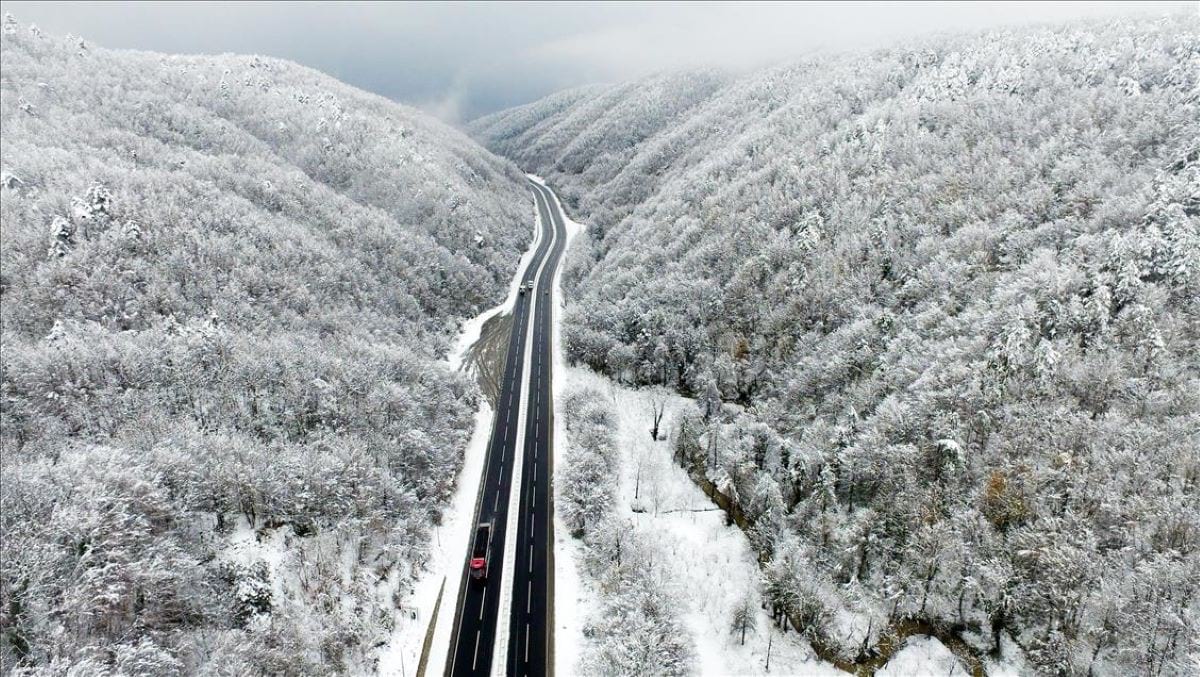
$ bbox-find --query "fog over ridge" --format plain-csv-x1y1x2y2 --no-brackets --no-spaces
2,1,1191,123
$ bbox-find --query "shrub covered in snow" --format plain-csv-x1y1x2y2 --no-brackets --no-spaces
560,388,620,536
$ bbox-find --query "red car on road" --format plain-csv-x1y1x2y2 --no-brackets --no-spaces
470,521,493,582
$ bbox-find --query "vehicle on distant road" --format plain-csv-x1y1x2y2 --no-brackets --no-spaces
519,283,527,294
470,521,493,582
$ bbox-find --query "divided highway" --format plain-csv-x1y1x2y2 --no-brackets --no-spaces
503,181,565,677
447,180,567,677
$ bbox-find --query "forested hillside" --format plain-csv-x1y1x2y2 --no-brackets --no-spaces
0,17,530,674
474,15,1200,676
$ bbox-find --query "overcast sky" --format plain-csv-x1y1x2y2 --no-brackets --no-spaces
2,1,1192,123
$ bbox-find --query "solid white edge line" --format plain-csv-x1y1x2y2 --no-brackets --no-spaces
442,179,546,677
540,175,579,677
490,182,558,677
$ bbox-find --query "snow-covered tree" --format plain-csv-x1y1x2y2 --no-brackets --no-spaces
1,21,532,674
475,13,1200,673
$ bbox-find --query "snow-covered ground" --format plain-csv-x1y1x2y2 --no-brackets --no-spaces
985,636,1035,677
547,374,1036,676
544,175,588,677
548,366,1032,676
378,190,545,677
543,179,839,676
221,516,398,674
876,634,1031,677
377,402,494,677
538,178,1019,677
224,517,290,582
554,367,844,677
878,636,968,677
446,192,545,372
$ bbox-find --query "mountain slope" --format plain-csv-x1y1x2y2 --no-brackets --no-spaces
473,15,1199,676
471,70,729,226
0,19,529,674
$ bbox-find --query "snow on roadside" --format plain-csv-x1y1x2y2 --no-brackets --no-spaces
447,191,544,372
378,402,494,677
545,174,588,677
878,636,968,677
558,367,843,677
378,188,544,676
542,178,836,675
534,174,997,677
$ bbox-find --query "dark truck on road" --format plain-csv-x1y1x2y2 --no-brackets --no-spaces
469,521,493,582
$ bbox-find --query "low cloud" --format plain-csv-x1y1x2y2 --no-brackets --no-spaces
2,1,1191,122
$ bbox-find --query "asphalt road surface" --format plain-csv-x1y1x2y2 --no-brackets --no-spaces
447,180,567,677
504,181,566,677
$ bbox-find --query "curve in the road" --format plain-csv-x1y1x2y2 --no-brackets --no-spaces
446,179,568,677
504,181,566,677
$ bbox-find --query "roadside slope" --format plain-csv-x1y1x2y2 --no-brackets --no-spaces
0,17,531,675
474,14,1200,676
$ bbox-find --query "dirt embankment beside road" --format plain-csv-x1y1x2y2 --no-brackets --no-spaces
460,310,514,407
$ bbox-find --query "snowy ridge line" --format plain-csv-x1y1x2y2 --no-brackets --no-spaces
491,181,559,677
407,194,546,677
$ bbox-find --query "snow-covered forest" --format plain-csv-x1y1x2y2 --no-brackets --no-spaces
474,15,1200,676
0,17,531,674
558,387,696,676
